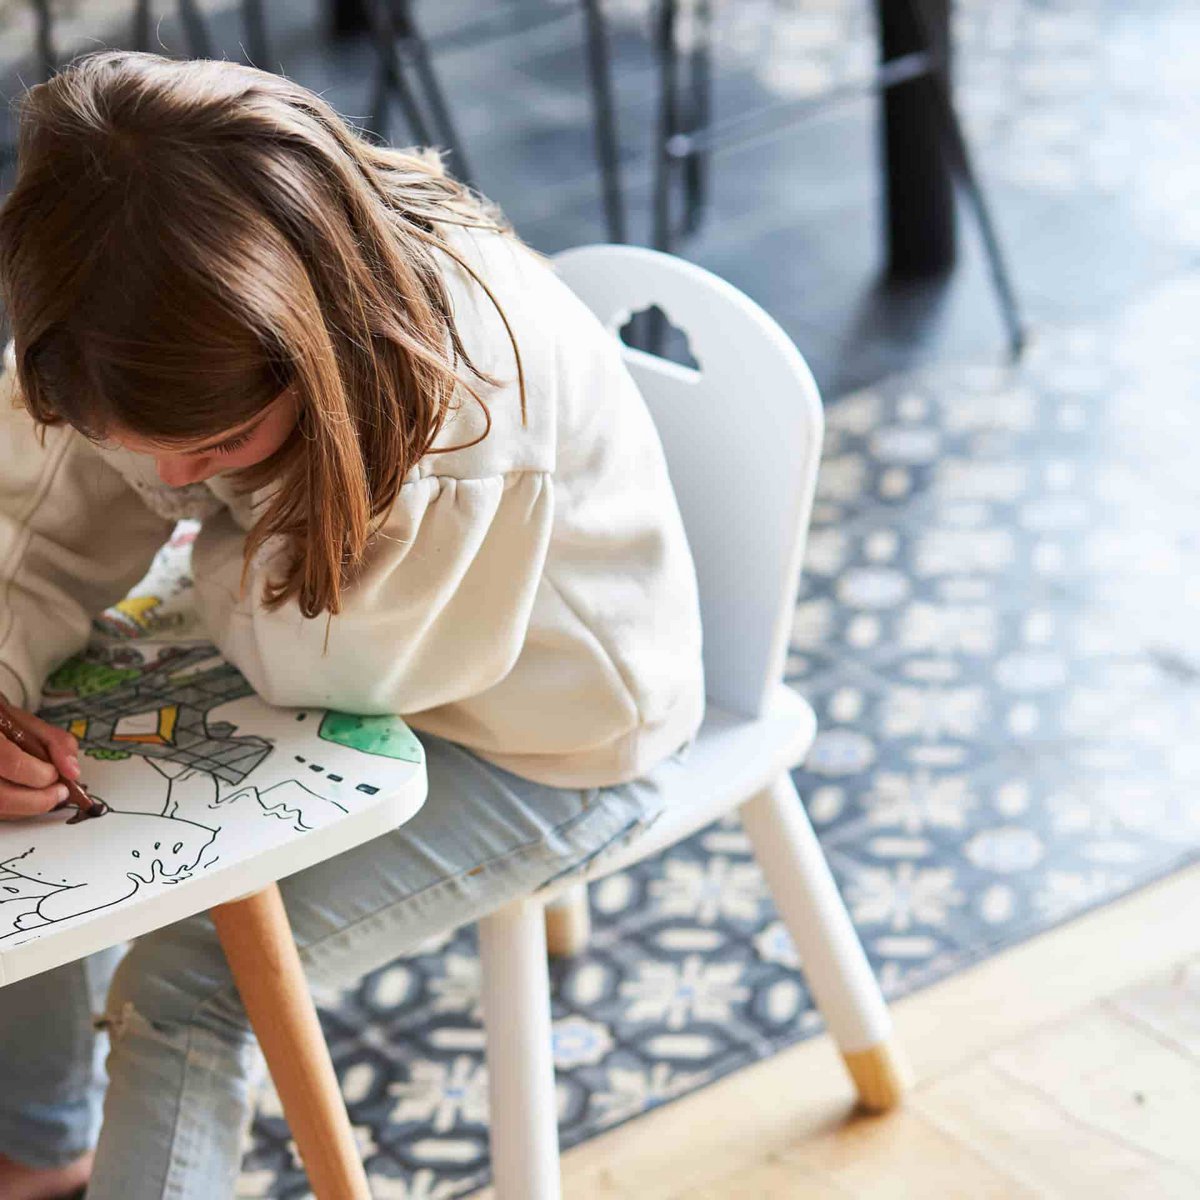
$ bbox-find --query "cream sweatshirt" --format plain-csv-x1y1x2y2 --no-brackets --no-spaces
0,226,705,787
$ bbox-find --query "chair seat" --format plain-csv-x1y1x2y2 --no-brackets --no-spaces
541,683,816,901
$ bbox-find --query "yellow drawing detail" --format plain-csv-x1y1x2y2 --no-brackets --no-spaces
112,704,180,746
67,718,88,740
158,704,179,744
112,594,162,629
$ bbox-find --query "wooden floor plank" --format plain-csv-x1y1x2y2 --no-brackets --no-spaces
917,1057,1200,1199
552,868,1200,1200
1110,959,1200,1060
892,868,1200,1082
683,1152,854,1199
989,1009,1200,1175
505,1039,856,1200
775,1107,1036,1199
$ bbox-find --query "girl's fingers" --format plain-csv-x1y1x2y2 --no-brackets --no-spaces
0,779,69,819
0,734,59,789
21,711,81,779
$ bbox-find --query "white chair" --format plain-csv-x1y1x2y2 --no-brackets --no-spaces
475,245,909,1200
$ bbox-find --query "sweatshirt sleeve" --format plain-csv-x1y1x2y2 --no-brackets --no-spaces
191,469,555,716
0,375,175,709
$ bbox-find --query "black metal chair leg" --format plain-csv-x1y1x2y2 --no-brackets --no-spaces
177,0,214,58
630,0,682,353
582,0,627,244
369,55,393,142
241,0,271,69
652,0,681,254
681,0,712,236
382,57,436,147
649,0,713,247
394,1,475,187
31,0,55,81
364,0,435,146
902,0,1025,358
132,0,153,53
926,67,1025,358
365,0,474,187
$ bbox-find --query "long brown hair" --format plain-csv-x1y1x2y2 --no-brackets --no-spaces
0,50,524,618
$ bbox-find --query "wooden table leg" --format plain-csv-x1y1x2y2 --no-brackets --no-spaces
212,884,370,1200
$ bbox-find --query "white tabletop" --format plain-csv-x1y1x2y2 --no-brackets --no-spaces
0,534,426,987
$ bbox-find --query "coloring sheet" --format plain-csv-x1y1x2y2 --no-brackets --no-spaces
0,525,424,954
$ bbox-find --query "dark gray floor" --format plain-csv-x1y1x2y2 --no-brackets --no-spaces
0,0,1142,397
256,0,1003,393
3,2,1195,397
210,1,1200,394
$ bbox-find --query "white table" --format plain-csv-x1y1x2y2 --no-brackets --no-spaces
0,681,427,988
0,549,427,1198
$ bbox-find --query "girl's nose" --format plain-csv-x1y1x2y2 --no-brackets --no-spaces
156,454,209,488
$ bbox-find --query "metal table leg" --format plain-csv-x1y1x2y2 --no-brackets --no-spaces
329,0,371,38
877,0,955,276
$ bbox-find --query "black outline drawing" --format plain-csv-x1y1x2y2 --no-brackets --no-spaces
0,639,423,945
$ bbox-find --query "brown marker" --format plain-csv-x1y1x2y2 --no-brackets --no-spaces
0,706,107,820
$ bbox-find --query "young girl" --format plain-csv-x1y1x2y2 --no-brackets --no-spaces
0,51,703,1199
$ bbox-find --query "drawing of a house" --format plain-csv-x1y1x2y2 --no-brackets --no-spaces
113,705,180,746
40,644,272,786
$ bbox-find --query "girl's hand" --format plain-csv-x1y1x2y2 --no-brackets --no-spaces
0,698,80,819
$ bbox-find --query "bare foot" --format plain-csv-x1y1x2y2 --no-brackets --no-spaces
0,1150,93,1200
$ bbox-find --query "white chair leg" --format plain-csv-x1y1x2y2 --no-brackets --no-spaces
478,897,562,1199
740,773,911,1112
544,883,592,957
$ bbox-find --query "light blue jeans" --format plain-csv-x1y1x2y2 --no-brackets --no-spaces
0,732,682,1198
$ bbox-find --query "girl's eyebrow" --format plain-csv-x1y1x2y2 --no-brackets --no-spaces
184,412,268,456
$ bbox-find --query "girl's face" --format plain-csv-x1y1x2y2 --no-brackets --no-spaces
109,388,300,488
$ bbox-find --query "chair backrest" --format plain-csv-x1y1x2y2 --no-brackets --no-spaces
554,245,824,718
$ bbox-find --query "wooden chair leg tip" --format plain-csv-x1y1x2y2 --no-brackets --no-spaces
544,898,591,958
842,1040,912,1113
